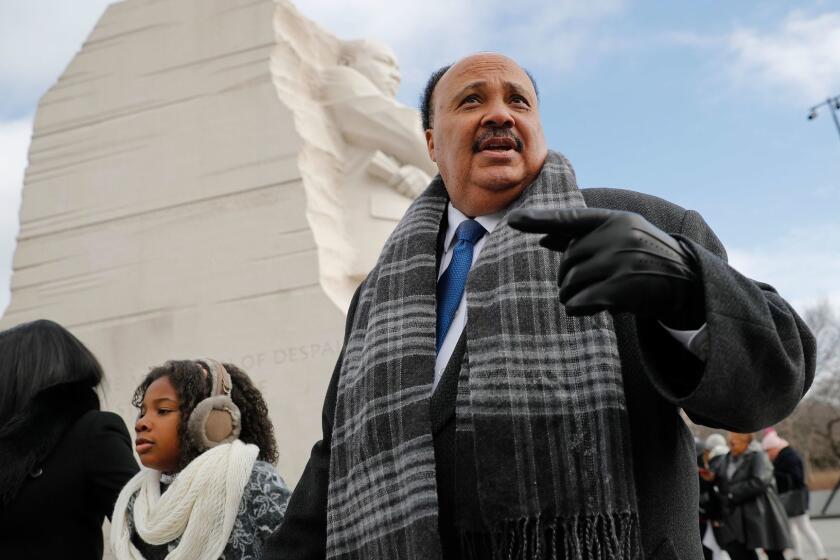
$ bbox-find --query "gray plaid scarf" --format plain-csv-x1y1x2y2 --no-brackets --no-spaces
327,151,641,560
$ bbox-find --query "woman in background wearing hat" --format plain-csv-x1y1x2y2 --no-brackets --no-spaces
762,430,828,560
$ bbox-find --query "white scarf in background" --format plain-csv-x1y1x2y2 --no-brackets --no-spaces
111,439,259,560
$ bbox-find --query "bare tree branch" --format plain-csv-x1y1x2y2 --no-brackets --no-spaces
777,300,840,473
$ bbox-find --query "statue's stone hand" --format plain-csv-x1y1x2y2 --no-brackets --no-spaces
366,151,430,199
391,165,430,198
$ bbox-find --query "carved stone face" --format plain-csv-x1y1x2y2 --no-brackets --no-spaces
426,53,547,217
343,40,401,97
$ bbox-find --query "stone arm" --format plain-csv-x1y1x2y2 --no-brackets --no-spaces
263,287,362,560
367,150,431,198
580,188,816,432
322,69,437,177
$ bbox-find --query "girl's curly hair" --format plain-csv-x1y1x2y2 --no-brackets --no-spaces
131,360,278,471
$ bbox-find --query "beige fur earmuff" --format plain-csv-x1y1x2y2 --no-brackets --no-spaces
187,359,242,451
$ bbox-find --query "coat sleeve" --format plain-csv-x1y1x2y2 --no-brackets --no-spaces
239,462,292,556
264,286,363,560
635,209,816,431
773,464,795,495
83,411,140,520
727,452,773,505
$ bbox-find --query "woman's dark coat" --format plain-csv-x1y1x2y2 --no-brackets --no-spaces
772,445,809,515
773,446,805,494
712,449,791,550
0,410,139,559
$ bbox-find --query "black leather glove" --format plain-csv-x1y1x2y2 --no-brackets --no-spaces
508,208,705,329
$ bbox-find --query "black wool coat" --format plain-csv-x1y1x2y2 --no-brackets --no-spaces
265,187,815,560
0,410,139,559
772,446,806,494
711,450,792,549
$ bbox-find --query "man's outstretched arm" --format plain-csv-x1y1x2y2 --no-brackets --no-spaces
638,228,816,431
509,204,816,431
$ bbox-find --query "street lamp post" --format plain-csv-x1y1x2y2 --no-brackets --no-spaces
809,94,840,513
807,94,840,143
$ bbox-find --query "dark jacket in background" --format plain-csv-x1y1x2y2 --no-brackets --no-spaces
699,468,723,524
712,449,791,550
772,445,809,515
266,188,815,560
773,446,806,494
0,410,139,559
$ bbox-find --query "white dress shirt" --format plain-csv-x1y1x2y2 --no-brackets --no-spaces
432,203,707,392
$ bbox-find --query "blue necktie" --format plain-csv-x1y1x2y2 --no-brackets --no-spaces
436,219,487,352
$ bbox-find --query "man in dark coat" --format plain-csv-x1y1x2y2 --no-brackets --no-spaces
266,53,815,560
710,433,791,560
762,430,828,559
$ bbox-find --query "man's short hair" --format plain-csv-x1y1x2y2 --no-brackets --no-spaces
419,63,540,130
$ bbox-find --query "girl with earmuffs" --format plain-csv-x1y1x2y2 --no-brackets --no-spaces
111,359,291,559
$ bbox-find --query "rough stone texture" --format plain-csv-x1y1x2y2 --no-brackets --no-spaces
271,0,436,308
0,0,431,491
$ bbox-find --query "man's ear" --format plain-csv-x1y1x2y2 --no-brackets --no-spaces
425,129,436,162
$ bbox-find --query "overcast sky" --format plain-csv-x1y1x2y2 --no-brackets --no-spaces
1,0,839,317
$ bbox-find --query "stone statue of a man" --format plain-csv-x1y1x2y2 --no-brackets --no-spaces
272,2,437,311
323,39,437,200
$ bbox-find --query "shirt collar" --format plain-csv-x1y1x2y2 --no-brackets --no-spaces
443,203,507,254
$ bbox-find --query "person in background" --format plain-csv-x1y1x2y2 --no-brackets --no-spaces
762,430,828,560
710,432,791,560
698,436,715,560
700,433,728,560
705,433,729,464
0,319,139,559
111,359,290,559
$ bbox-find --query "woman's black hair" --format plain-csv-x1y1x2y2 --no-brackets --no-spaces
0,319,103,506
0,319,103,435
131,360,278,470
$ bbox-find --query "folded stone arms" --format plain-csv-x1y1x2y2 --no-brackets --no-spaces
366,150,431,199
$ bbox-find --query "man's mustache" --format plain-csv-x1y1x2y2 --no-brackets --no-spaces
472,129,523,153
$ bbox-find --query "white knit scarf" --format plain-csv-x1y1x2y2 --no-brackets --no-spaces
111,440,259,560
